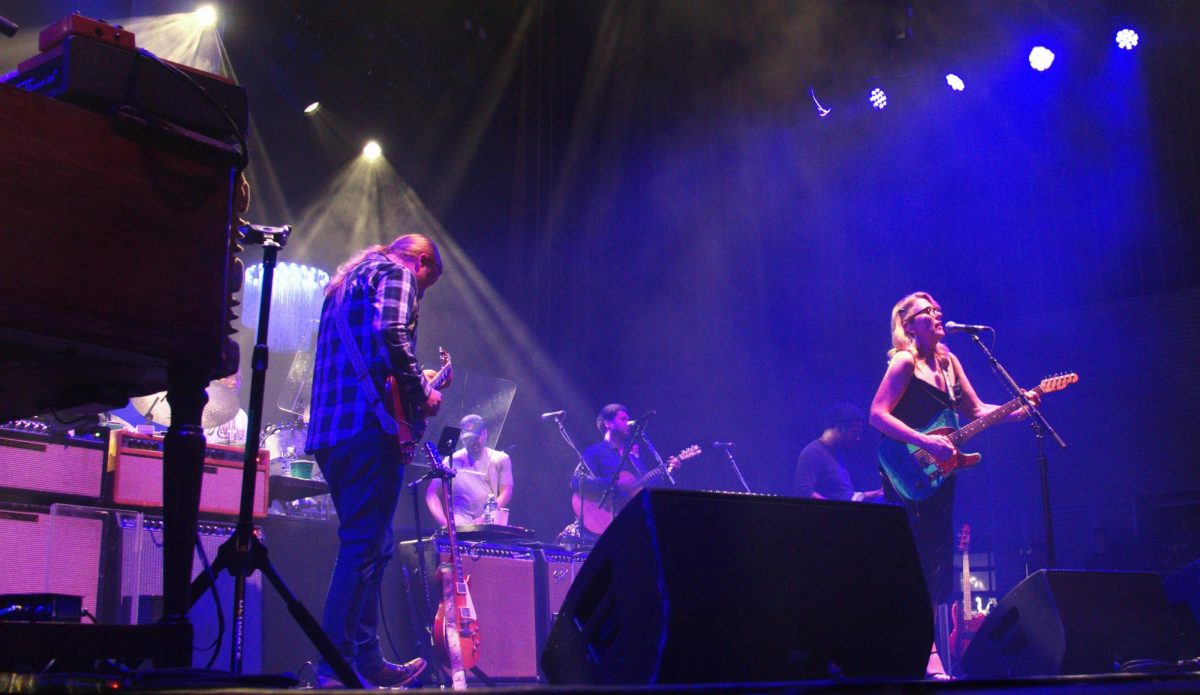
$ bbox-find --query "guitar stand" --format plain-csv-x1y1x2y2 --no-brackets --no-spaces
186,223,364,688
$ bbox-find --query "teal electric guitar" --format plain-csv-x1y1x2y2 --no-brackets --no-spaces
878,373,1078,502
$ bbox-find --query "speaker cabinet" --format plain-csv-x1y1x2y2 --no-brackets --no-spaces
0,503,105,616
115,515,263,671
542,490,933,685
961,569,1181,677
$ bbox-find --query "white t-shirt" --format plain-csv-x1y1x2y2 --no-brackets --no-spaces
442,447,513,525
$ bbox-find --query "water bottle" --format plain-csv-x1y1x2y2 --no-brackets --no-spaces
482,493,498,525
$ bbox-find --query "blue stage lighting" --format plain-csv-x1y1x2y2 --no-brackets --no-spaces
869,88,887,110
1028,46,1055,71
1115,29,1139,51
945,74,965,92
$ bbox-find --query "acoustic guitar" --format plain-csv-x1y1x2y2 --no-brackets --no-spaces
571,445,701,535
385,347,452,464
878,373,1078,502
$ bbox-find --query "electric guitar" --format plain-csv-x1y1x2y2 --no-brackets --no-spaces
385,347,452,464
948,524,987,664
878,373,1078,502
571,445,701,535
427,441,478,690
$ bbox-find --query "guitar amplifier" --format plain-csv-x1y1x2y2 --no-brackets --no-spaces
0,429,104,499
0,503,107,617
114,515,262,671
396,538,582,683
107,431,268,518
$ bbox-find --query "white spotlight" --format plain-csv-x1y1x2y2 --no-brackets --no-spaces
1115,29,1139,51
1028,46,1055,72
946,74,965,92
194,4,218,30
304,101,321,114
362,141,383,161
869,88,887,110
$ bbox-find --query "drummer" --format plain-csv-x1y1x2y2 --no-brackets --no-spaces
424,414,513,527
205,372,248,446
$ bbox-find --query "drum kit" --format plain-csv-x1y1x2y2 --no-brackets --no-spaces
130,363,332,519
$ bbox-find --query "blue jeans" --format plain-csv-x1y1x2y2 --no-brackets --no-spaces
315,425,405,676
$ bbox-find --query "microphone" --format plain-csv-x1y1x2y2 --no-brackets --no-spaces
944,321,992,334
627,410,656,428
712,441,736,449
540,410,566,420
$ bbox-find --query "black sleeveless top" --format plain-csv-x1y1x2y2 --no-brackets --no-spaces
892,377,962,431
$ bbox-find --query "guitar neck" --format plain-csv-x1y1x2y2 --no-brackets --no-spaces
961,551,973,619
428,362,452,390
635,464,670,488
949,386,1043,447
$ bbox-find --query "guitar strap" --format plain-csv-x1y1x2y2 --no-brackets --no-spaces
332,288,404,435
939,357,960,428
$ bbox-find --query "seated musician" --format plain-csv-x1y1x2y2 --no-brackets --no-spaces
425,414,513,527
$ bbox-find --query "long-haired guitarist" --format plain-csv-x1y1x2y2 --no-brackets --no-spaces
303,233,443,688
868,291,1039,676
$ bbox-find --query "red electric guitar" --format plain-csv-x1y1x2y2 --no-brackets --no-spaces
948,524,987,663
426,441,478,690
385,347,452,464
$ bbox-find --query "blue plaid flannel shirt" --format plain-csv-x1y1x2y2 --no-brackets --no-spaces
305,252,428,453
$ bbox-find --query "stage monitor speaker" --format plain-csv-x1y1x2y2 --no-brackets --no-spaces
960,569,1180,677
541,489,933,685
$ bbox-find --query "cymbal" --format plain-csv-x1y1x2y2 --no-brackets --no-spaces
131,380,241,430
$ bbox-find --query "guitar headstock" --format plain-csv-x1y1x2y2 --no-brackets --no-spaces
1037,372,1078,394
957,524,971,553
423,441,445,471
678,445,702,461
438,346,452,367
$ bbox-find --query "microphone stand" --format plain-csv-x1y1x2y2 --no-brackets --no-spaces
597,420,645,516
968,333,1066,567
638,432,674,485
550,415,596,536
717,445,752,493
187,224,364,687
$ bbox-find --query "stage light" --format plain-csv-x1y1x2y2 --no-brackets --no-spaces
362,140,383,161
1029,46,1055,71
946,74,965,91
304,101,321,114
869,88,887,110
241,262,330,351
1115,29,1139,51
193,4,217,30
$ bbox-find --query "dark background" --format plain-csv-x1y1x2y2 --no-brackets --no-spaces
3,0,1199,598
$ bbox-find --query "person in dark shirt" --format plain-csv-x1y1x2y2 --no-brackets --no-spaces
304,233,443,689
792,402,882,502
869,291,1039,678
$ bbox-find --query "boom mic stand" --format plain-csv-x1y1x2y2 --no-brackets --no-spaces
549,413,597,535
967,332,1066,567
188,223,364,687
